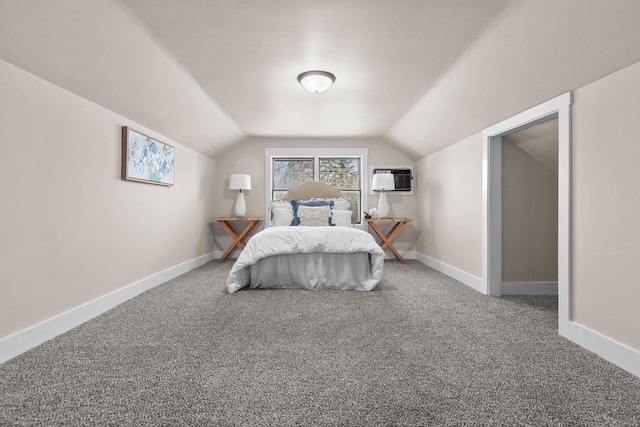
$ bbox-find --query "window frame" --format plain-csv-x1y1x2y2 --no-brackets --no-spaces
272,157,315,197
319,157,362,220
265,148,368,226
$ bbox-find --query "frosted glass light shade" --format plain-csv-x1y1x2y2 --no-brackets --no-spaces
297,71,336,94
229,174,251,190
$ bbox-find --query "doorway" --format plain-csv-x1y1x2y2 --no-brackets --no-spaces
482,92,572,337
502,119,559,295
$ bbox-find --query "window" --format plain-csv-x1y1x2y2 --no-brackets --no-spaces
266,148,368,225
271,157,361,216
319,158,361,216
272,158,314,200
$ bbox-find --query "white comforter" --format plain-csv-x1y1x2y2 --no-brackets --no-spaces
227,226,385,293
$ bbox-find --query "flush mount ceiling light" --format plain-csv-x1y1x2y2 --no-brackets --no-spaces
297,70,336,94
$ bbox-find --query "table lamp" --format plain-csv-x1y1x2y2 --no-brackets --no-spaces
229,174,251,217
371,173,395,218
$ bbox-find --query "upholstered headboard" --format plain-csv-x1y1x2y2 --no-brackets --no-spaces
280,181,342,201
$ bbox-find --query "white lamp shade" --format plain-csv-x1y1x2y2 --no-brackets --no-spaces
371,173,395,191
297,71,336,94
229,174,251,191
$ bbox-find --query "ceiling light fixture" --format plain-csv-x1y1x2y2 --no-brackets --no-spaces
297,70,336,94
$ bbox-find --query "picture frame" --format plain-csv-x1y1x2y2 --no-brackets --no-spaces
122,126,175,186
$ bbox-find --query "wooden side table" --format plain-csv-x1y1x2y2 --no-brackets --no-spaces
365,217,413,264
213,217,263,262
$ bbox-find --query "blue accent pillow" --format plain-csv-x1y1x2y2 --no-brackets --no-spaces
290,198,335,226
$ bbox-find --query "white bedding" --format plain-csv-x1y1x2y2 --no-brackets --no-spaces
227,226,385,293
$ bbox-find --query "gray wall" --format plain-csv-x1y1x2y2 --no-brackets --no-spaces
212,136,419,254
502,124,558,282
414,133,483,277
0,59,217,339
572,60,640,349
413,59,640,351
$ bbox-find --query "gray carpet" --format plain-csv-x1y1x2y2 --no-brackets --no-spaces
1,261,639,426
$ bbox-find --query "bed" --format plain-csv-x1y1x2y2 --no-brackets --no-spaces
227,181,385,293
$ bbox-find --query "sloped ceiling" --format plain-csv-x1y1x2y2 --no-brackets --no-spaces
2,0,640,160
388,0,640,158
504,119,558,174
0,0,243,158
118,0,510,140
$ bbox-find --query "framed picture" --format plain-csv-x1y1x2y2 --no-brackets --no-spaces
122,127,175,186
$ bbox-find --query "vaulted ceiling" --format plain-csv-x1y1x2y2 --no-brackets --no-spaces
505,119,558,174
118,0,509,140
2,0,640,159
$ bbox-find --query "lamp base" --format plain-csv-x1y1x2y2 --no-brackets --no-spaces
377,191,389,218
234,191,246,217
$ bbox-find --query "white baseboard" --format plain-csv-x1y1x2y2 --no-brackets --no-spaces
414,252,484,293
413,253,639,378
5,250,638,381
568,321,640,378
502,281,558,295
0,251,216,364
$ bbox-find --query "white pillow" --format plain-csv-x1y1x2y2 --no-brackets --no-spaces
271,200,292,210
331,197,351,210
332,210,353,227
272,208,294,226
298,205,332,226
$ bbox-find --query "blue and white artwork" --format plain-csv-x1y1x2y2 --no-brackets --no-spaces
123,127,174,186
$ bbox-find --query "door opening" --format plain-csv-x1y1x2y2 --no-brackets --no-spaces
482,92,572,337
501,119,559,295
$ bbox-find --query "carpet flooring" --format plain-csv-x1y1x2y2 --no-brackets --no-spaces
1,260,639,426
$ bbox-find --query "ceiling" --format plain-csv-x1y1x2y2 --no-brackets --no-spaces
504,119,558,174
2,0,640,159
119,0,510,139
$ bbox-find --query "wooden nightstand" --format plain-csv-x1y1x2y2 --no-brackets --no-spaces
365,217,413,264
213,217,263,262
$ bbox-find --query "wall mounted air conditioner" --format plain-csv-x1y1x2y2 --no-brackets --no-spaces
369,165,414,196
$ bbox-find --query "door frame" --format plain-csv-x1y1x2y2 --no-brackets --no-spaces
481,92,572,337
